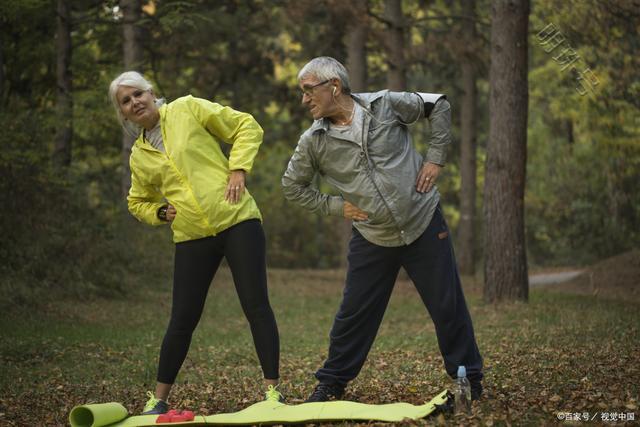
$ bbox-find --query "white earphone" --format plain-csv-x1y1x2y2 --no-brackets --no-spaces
332,86,337,95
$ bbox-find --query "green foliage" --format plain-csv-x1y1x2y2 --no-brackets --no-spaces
0,107,173,308
1,0,639,306
526,0,640,265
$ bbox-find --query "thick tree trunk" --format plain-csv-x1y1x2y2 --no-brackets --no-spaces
483,0,530,303
341,0,369,267
457,0,478,275
53,0,72,167
120,0,143,196
384,0,406,91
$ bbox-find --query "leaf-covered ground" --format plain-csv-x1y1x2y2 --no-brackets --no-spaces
0,268,638,426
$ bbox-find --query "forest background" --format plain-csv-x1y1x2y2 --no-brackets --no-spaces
1,1,639,425
1,0,638,307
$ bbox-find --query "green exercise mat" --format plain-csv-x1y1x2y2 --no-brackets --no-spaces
69,390,449,426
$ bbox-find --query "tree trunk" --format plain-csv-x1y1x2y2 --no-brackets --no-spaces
457,0,478,276
122,0,143,69
0,31,5,108
53,0,72,167
341,0,369,267
483,0,530,303
120,0,143,196
384,0,406,91
346,0,368,93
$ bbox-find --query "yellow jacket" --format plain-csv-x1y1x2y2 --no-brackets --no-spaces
127,95,263,243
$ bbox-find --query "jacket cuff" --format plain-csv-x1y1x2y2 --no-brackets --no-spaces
328,196,344,217
229,162,252,174
144,203,169,226
425,148,447,166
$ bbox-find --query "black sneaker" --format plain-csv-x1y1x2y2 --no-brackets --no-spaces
305,383,345,402
470,381,483,401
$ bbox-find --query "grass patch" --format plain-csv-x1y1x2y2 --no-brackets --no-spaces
0,270,638,425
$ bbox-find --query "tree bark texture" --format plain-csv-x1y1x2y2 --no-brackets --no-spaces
0,31,5,108
457,0,479,275
120,0,143,196
342,0,369,267
54,0,73,167
483,0,530,303
345,0,368,94
384,0,406,91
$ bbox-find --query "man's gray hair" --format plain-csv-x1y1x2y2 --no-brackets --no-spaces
298,56,351,94
108,71,164,137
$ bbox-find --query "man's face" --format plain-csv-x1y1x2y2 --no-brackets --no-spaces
299,75,334,120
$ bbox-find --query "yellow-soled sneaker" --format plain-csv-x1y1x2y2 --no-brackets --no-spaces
142,391,169,414
264,384,285,402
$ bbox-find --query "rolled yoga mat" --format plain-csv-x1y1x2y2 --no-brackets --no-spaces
70,390,449,427
69,403,206,427
68,402,129,427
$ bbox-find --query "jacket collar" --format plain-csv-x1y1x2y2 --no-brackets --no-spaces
158,103,168,121
134,104,167,150
309,91,385,134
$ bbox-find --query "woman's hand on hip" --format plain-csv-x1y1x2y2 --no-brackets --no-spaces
166,204,177,221
225,169,246,204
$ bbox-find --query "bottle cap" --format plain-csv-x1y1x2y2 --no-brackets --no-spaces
457,365,466,378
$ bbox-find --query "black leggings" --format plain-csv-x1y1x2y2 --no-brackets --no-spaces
157,219,279,384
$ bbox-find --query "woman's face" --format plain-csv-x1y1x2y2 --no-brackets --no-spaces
116,85,158,127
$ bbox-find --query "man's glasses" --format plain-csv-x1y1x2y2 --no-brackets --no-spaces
300,80,330,97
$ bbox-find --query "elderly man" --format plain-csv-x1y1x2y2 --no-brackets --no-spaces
282,56,483,402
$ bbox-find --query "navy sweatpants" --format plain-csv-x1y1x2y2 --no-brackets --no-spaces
315,205,483,386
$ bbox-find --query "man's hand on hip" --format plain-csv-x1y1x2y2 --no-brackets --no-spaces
343,201,369,221
416,162,442,193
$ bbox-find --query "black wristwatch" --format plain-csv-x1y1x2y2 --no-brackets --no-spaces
157,205,168,221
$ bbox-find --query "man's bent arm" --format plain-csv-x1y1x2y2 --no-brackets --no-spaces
282,138,344,216
387,92,451,165
424,98,452,166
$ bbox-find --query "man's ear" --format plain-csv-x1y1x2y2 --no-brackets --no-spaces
331,78,342,94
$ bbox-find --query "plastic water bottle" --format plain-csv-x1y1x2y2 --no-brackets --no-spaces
454,365,472,414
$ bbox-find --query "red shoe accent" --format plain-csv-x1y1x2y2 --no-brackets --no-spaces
155,414,171,423
155,409,196,423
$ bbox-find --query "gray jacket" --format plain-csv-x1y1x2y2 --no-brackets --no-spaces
282,90,451,247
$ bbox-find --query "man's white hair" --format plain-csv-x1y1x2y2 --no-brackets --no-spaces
298,56,351,93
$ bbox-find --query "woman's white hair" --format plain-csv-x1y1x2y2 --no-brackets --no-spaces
297,56,351,93
108,71,164,137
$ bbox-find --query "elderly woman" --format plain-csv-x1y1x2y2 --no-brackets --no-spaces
109,71,282,414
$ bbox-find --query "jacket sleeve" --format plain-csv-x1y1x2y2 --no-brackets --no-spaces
127,166,167,226
281,136,344,217
187,96,263,173
387,91,424,123
424,98,452,165
387,92,451,166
